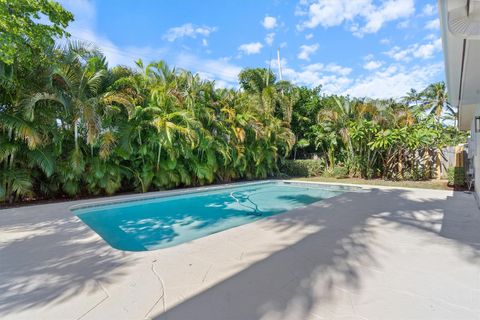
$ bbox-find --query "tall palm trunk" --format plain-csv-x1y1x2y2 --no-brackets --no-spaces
74,119,79,151
398,152,403,179
328,146,335,169
436,148,442,179
156,143,162,171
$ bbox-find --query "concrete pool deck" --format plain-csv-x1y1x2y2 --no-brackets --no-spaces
1,182,479,319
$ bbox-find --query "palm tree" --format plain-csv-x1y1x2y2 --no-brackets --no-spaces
419,82,457,178
55,45,108,148
402,88,422,109
316,96,357,169
0,111,56,203
421,82,456,121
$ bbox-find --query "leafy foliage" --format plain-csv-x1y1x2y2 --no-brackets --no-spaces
292,90,466,180
0,1,468,203
324,166,349,179
0,0,73,64
447,167,465,187
281,159,324,177
0,41,297,203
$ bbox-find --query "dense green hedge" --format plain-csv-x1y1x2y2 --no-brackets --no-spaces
280,160,324,177
447,167,465,187
323,166,349,178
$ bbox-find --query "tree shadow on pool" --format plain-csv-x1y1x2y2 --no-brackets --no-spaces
79,189,330,251
154,188,480,320
276,193,335,205
0,204,137,317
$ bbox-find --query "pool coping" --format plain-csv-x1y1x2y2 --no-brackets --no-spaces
68,179,365,212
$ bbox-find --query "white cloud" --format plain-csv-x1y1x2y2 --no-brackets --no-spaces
380,38,391,45
413,38,442,59
324,63,352,76
303,62,324,72
297,0,415,37
196,73,231,89
294,62,351,75
202,39,208,47
346,62,443,98
59,0,95,27
305,33,314,40
422,4,436,16
262,16,278,29
270,53,443,99
238,42,263,55
271,57,443,98
58,0,237,89
163,23,217,42
425,18,440,30
59,0,163,66
384,46,410,61
361,0,415,35
265,33,275,46
176,53,242,88
384,38,442,61
268,58,352,94
363,60,383,70
297,0,352,28
59,0,443,99
297,43,319,60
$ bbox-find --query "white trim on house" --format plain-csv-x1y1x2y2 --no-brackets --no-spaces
439,0,480,202
439,0,480,130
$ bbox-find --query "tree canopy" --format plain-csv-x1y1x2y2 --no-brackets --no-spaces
0,0,73,64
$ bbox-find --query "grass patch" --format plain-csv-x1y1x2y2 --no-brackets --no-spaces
292,176,450,190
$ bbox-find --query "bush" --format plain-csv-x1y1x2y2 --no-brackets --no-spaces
447,167,465,187
331,166,349,178
280,159,324,177
323,166,349,178
273,172,290,179
402,167,430,181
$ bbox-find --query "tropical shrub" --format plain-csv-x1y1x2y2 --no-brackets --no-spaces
0,42,296,203
280,159,324,177
447,167,465,187
331,166,349,178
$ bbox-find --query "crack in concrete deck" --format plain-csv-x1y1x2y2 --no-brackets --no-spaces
76,280,110,320
144,260,166,319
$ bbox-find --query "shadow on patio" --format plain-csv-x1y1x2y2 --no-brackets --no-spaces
154,188,480,320
0,204,137,317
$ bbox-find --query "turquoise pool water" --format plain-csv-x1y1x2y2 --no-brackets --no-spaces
74,182,351,251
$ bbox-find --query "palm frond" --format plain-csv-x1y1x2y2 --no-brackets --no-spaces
21,92,63,121
98,130,117,160
27,149,55,177
0,114,43,149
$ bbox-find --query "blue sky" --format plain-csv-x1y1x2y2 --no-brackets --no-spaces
59,0,444,98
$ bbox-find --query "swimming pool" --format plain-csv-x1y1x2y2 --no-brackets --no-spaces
73,181,356,251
